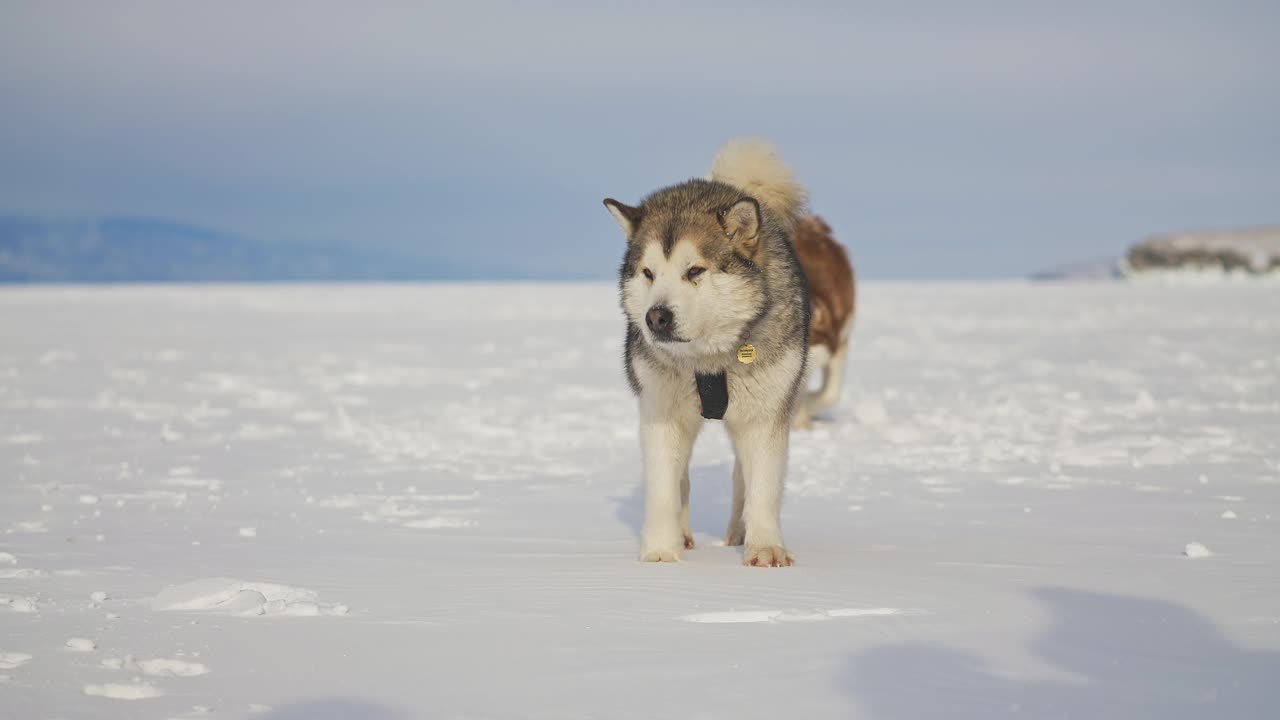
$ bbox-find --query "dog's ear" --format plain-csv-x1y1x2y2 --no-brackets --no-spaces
717,197,761,254
603,199,643,238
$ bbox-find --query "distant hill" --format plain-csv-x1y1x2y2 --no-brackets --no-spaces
1030,258,1123,282
0,215,495,283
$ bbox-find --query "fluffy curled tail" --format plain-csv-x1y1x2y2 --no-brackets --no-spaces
708,138,807,229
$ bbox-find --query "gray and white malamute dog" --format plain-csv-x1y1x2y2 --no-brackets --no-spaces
603,139,810,567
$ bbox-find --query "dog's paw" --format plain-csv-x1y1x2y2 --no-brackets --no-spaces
639,531,683,562
683,533,696,550
639,546,681,563
745,544,794,567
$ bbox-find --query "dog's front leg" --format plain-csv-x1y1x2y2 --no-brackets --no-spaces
679,470,694,550
638,412,699,562
728,420,794,567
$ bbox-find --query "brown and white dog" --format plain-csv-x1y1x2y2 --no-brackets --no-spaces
792,216,856,429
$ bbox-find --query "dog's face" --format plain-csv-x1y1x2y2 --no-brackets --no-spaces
606,184,766,357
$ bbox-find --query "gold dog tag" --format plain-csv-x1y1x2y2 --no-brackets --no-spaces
737,344,757,364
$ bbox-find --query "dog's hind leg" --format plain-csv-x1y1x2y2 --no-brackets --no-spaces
807,338,849,416
680,470,694,549
725,461,746,546
792,395,815,430
791,344,829,430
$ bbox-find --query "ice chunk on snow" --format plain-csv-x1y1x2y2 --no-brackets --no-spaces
220,589,270,617
65,637,96,652
1183,542,1214,559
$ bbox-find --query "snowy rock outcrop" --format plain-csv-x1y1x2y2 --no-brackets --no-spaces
1125,226,1280,276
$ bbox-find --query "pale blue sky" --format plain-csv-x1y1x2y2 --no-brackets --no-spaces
2,1,1277,278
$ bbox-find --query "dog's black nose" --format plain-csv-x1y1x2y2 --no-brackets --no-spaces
646,305,674,335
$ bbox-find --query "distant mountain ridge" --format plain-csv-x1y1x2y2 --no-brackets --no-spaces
1030,258,1123,282
0,215,498,283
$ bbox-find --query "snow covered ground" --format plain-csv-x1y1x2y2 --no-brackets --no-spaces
2,282,1278,719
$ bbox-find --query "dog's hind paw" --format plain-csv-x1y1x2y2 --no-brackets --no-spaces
745,545,794,567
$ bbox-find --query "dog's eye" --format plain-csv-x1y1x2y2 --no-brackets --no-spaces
642,268,654,281
685,266,706,281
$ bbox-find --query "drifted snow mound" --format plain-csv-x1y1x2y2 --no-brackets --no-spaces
1125,226,1280,277
152,578,349,617
682,607,909,624
0,651,33,670
82,682,164,700
135,657,210,677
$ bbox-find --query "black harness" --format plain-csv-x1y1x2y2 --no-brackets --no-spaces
693,344,755,421
695,371,729,420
